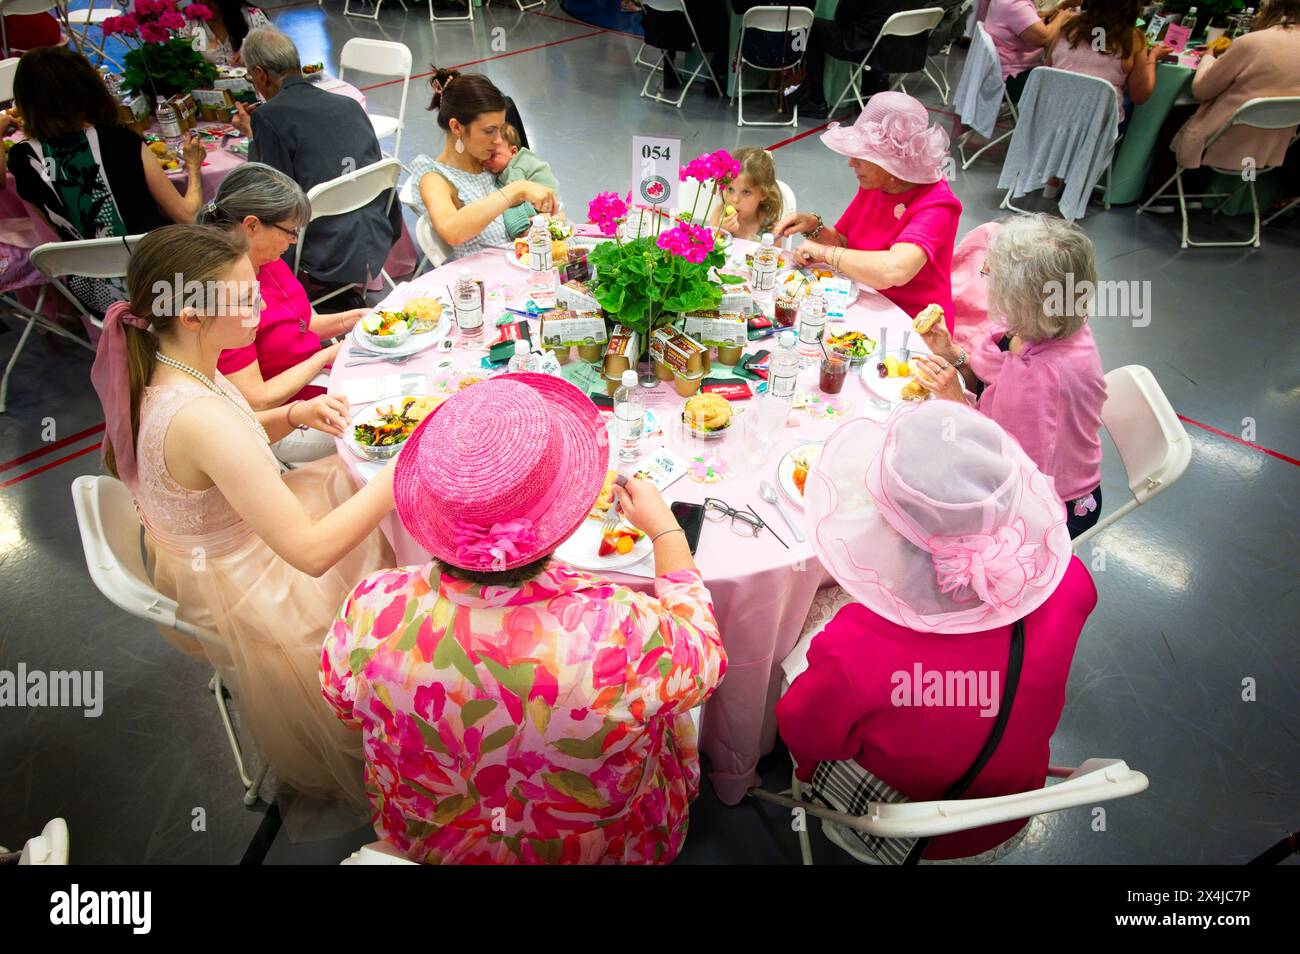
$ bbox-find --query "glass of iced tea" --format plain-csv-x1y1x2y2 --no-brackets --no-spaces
774,291,799,327
819,349,849,394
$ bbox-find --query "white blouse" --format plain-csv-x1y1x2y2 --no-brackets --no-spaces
190,6,271,66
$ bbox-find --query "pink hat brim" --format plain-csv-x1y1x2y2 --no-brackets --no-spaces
819,124,945,185
393,373,610,570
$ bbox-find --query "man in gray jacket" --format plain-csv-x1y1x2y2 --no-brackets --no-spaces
234,28,401,303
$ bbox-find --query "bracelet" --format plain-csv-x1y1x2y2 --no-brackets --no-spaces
805,213,825,239
285,399,303,430
953,347,969,369
651,527,685,544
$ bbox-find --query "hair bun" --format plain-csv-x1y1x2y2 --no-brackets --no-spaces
428,66,461,110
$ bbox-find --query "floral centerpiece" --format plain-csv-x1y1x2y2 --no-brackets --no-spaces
585,150,743,344
104,1,219,99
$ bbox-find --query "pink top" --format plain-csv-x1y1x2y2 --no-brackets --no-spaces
1050,36,1130,121
217,258,325,403
777,556,1097,860
984,0,1044,80
972,324,1106,503
835,179,961,330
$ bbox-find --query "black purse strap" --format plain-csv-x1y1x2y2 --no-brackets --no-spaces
902,618,1026,865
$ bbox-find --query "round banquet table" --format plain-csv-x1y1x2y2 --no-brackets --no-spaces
327,237,926,804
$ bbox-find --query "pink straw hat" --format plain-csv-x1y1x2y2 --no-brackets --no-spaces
394,373,610,571
820,90,950,184
805,400,1071,634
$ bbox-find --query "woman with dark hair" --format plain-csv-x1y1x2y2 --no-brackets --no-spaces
1047,0,1164,131
0,47,205,314
186,0,271,65
409,68,556,260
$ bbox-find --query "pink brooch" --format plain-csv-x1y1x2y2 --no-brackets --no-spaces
893,203,907,219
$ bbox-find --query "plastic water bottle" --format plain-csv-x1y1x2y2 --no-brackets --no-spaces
767,330,800,404
1181,6,1198,37
156,97,182,152
507,339,539,373
613,369,644,463
452,267,483,340
527,214,553,271
795,292,828,363
751,232,779,294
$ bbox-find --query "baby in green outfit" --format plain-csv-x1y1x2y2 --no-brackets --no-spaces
484,123,562,237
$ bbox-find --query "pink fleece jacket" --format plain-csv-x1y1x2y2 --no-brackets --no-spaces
776,557,1097,861
971,324,1106,503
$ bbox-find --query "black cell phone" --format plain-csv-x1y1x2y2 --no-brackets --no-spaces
670,501,705,554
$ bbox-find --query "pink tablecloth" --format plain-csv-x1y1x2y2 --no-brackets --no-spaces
327,241,919,804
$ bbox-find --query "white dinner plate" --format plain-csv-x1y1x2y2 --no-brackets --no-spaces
554,519,653,571
777,442,822,509
349,304,451,357
859,346,932,405
504,234,594,271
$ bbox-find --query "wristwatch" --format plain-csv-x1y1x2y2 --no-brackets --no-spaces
805,213,825,239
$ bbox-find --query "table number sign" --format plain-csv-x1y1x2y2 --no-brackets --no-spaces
630,136,681,211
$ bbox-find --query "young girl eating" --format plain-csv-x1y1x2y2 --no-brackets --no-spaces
708,147,783,240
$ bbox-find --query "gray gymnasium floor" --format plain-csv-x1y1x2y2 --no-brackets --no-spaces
1,2,1296,865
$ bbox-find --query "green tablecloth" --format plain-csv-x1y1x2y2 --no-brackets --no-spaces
1108,62,1194,205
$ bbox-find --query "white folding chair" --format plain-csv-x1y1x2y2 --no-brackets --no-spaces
639,0,724,108
776,178,797,221
631,42,660,70
0,55,18,102
70,474,269,808
1262,195,1299,226
294,157,402,307
751,757,1149,864
414,213,452,274
732,5,815,128
925,0,975,104
339,38,413,159
7,818,69,864
1137,96,1300,248
427,0,472,21
342,0,410,19
829,7,945,116
1,0,64,57
61,0,123,69
1071,365,1192,549
341,843,420,864
954,23,1018,169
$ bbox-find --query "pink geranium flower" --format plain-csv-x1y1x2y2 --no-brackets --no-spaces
139,22,170,43
587,190,630,238
184,3,214,20
656,222,715,264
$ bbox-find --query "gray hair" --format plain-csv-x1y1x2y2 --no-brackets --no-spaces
987,213,1097,341
198,162,310,231
240,28,301,79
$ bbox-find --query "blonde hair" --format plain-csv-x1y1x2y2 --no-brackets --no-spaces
103,225,250,480
732,147,782,233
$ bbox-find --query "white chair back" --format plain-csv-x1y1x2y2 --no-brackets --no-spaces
640,0,686,11
776,178,796,221
0,56,18,102
295,158,402,274
1072,365,1192,548
880,6,945,38
415,214,452,272
953,22,1003,139
17,818,69,865
741,4,815,36
29,235,142,328
339,38,413,155
1205,96,1300,166
1,0,59,15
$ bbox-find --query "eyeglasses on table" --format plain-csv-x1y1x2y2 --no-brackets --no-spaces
703,498,765,537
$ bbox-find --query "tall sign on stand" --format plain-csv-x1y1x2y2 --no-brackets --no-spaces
630,136,682,228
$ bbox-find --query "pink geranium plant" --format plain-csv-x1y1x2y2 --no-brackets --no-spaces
103,0,218,99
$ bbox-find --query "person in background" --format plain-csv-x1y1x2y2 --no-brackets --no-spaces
2,47,205,316
233,28,401,309
982,0,1079,102
482,122,561,239
185,0,271,65
708,146,782,240
911,214,1106,539
322,374,727,864
91,225,396,827
778,399,1093,863
411,68,555,259
199,163,369,464
774,92,962,331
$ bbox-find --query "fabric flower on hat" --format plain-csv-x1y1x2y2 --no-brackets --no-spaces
931,519,1039,610
452,518,538,569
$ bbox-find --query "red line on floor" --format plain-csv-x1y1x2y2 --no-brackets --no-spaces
766,119,838,152
0,422,105,475
1177,415,1300,468
356,30,606,91
525,8,644,40
0,442,100,490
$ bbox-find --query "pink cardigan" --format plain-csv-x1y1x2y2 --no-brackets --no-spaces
971,324,1106,504
776,557,1097,860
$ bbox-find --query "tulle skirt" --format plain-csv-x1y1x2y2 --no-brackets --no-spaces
145,456,393,836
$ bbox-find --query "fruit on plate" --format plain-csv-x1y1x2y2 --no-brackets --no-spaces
457,376,483,390
598,525,644,557
877,355,913,379
791,444,821,497
148,141,169,156
588,470,617,522
682,392,732,433
352,395,442,447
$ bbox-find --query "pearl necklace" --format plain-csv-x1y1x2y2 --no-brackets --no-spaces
155,352,271,444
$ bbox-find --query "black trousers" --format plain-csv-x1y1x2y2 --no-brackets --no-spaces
1065,486,1103,540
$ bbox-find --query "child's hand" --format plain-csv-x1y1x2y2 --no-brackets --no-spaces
720,210,741,235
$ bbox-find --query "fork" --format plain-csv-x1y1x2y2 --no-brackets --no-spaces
602,494,622,533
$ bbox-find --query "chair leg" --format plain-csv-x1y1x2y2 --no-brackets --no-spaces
792,770,814,866
960,128,1012,169
1175,168,1190,248
1136,168,1180,214
0,312,39,415
209,672,266,806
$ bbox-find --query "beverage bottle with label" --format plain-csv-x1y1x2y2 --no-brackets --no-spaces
453,267,484,340
507,339,540,374
767,330,800,405
526,215,557,308
1181,6,1198,37
614,370,644,463
795,291,828,363
751,232,779,295
156,97,182,153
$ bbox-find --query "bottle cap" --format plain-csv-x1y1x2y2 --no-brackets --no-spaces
778,330,796,348
458,267,471,280
514,340,530,355
761,232,775,245
621,369,638,388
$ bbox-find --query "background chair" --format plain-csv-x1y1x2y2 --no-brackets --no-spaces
638,0,724,108
339,38,413,161
0,54,19,101
924,0,975,104
427,0,471,21
732,5,815,128
294,157,402,307
71,474,268,808
776,178,797,222
414,213,453,275
4,817,69,864
829,7,945,116
953,22,1016,169
1071,365,1192,549
0,0,66,57
343,0,408,20
1136,96,1300,248
62,0,121,68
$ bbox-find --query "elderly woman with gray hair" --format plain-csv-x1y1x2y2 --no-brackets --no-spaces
912,213,1107,538
201,163,367,464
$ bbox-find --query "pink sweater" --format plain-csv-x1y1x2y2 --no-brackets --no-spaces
777,557,1097,860
971,324,1106,503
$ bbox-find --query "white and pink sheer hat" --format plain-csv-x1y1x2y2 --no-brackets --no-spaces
820,91,950,185
805,400,1071,635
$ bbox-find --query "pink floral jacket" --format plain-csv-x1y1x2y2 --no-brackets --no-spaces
321,564,726,864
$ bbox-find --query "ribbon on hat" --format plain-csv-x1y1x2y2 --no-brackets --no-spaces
452,518,538,569
90,301,153,493
860,110,949,178
930,518,1039,610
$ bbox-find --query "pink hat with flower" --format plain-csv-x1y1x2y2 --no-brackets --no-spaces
805,400,1071,634
394,373,610,571
820,91,950,184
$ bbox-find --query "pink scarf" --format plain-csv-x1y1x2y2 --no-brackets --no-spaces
90,301,152,493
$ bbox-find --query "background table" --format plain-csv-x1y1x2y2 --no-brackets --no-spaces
328,239,923,804
1109,60,1195,205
